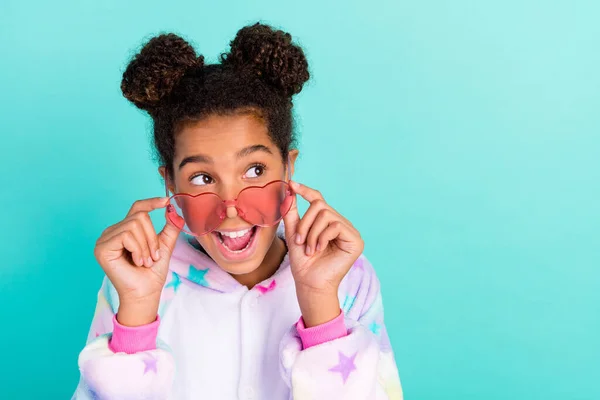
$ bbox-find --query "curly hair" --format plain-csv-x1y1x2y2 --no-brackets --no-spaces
120,22,310,179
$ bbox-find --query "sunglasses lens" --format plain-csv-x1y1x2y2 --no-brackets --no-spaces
166,193,225,236
237,181,293,226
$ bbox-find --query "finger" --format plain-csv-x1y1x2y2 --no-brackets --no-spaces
101,219,153,268
100,219,124,238
295,201,357,245
119,231,145,267
294,198,329,245
315,221,345,253
309,213,360,255
99,231,144,267
304,209,337,255
127,197,170,217
131,212,161,262
100,196,168,262
289,181,324,203
282,193,300,245
320,221,363,256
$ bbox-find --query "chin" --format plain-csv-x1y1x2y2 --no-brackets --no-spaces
196,225,278,275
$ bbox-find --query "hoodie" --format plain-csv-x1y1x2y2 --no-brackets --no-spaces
72,224,403,399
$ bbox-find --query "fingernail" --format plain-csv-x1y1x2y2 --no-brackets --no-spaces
137,258,144,266
305,245,311,256
290,181,299,189
316,243,321,252
155,250,161,260
295,234,302,244
146,257,154,267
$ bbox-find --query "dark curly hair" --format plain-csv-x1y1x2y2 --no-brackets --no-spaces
120,22,310,179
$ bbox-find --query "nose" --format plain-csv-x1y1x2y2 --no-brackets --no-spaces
220,183,242,219
226,206,238,219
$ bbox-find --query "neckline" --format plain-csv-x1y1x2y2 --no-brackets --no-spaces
168,222,293,293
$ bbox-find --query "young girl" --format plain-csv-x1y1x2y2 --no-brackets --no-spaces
73,23,403,400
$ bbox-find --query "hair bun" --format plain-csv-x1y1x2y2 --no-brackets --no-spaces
222,23,310,97
121,33,204,115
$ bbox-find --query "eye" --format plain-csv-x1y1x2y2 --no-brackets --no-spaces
190,173,214,186
244,164,265,179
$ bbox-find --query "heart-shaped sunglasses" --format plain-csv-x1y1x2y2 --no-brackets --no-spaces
165,166,294,237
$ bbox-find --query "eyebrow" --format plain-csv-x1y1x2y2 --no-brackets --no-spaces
178,144,273,170
236,144,273,159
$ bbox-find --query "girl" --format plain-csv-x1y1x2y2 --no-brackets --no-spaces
73,23,403,400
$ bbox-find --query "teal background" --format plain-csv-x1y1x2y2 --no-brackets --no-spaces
1,0,598,398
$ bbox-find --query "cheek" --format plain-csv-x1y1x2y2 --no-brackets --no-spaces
257,225,279,250
195,234,215,251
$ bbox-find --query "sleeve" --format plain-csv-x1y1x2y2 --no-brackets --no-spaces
278,255,404,400
71,276,176,400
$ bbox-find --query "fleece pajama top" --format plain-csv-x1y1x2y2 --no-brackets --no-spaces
72,225,403,399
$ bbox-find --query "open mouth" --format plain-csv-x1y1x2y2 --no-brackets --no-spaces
213,226,258,255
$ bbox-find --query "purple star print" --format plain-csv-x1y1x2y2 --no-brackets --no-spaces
142,354,158,375
354,257,364,270
329,351,357,383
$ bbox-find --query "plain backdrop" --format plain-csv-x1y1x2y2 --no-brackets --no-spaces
0,0,599,399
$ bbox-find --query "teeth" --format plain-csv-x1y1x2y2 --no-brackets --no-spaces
218,228,251,239
216,227,256,253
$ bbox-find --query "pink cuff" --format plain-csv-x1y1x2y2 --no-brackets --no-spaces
108,314,160,354
296,309,348,349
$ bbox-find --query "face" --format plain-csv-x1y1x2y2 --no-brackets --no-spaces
161,112,297,276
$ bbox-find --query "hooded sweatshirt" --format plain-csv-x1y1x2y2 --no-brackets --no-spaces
72,224,403,399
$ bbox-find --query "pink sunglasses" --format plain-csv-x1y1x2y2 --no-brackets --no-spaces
165,164,294,237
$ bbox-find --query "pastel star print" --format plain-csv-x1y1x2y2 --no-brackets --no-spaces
142,354,158,375
187,265,209,287
255,280,276,294
354,257,364,270
166,272,181,291
369,321,381,335
329,351,357,383
342,295,356,314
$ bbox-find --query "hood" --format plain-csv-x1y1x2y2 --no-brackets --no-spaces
166,222,290,293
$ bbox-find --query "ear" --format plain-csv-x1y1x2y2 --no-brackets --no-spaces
287,149,299,178
158,166,176,196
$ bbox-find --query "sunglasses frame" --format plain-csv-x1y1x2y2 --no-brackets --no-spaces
164,162,293,236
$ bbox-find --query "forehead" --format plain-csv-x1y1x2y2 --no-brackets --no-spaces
174,113,274,160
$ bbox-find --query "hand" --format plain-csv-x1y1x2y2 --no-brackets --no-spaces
283,181,364,327
94,197,181,326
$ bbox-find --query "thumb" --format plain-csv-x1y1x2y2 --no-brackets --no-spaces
158,217,182,255
283,191,300,245
151,220,181,280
